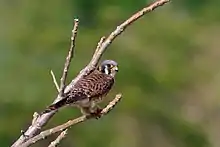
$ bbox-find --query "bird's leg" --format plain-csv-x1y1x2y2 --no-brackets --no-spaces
94,104,103,115
80,106,98,119
80,107,91,116
90,101,103,119
80,100,103,119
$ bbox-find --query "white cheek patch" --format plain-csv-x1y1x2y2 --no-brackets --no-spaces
104,65,110,74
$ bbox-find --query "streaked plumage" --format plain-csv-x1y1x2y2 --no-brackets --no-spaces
42,60,118,116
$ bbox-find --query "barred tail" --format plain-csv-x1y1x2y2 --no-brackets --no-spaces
41,98,67,115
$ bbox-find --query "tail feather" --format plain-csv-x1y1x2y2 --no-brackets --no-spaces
41,98,67,115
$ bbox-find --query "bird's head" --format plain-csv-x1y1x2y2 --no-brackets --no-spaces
99,60,118,77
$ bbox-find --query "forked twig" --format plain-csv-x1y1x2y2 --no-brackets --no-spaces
11,1,170,146
20,94,122,147
64,0,170,93
46,36,106,147
11,19,80,147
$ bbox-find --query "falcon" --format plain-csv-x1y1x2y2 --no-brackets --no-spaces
42,60,118,117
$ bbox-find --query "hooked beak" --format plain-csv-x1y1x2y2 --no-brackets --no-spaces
114,66,119,72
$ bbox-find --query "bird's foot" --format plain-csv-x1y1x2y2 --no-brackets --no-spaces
90,108,102,119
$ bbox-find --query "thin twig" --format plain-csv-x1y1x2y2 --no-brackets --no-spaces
11,19,80,147
48,129,68,147
20,94,122,147
31,112,40,125
94,36,106,56
50,70,59,92
11,1,169,146
59,19,79,96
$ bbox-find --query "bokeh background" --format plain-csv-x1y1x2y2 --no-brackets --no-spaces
1,0,220,146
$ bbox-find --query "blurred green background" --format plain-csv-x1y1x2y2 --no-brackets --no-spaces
1,0,220,146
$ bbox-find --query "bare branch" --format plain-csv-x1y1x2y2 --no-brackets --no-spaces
11,1,169,146
64,0,170,93
50,70,59,92
60,19,79,96
48,129,68,147
11,19,80,147
20,94,122,147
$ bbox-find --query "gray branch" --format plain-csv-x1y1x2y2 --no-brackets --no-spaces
11,0,170,146
20,94,122,147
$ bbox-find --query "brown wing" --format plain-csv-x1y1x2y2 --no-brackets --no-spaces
41,70,114,114
66,70,114,103
55,70,114,105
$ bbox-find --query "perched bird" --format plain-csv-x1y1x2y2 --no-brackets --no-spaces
42,60,118,117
